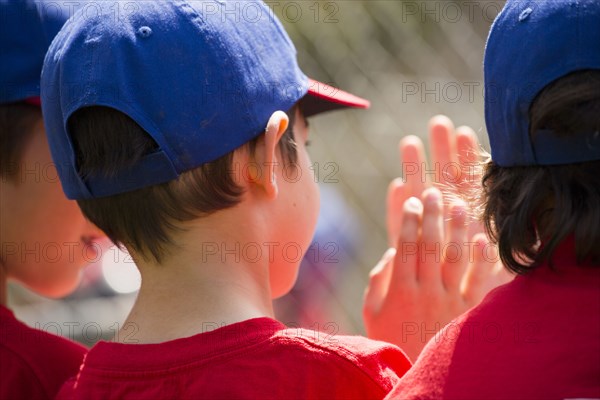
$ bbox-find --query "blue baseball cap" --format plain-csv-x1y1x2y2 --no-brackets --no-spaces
484,0,600,166
41,0,369,200
0,0,75,105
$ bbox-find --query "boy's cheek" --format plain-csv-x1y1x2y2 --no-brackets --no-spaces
4,243,84,298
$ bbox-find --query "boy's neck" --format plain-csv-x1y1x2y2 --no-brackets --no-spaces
118,212,276,344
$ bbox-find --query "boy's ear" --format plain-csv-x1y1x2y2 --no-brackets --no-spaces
254,111,289,199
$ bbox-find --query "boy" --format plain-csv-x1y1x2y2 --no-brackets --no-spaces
42,1,412,398
0,1,103,399
384,0,600,397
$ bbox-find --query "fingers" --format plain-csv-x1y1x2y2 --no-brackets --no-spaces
389,197,422,291
392,134,428,247
441,201,469,292
386,178,406,247
416,188,444,286
429,115,457,187
399,135,428,198
454,125,486,238
364,247,397,314
456,125,479,168
461,233,498,306
455,125,481,193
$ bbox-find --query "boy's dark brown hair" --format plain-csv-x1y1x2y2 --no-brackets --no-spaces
481,70,600,274
69,105,299,263
0,103,41,182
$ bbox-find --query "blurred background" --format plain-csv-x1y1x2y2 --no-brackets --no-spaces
8,0,504,345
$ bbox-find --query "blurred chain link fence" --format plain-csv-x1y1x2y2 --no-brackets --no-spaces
272,0,503,334
9,0,505,343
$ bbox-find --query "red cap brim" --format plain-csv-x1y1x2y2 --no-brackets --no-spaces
24,97,41,107
301,78,370,117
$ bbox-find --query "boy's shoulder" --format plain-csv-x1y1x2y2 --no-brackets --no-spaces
271,322,412,393
387,262,600,400
59,317,410,400
276,323,410,369
0,305,86,400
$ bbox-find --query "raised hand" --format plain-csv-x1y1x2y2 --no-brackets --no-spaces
386,115,483,246
365,189,511,362
365,115,512,361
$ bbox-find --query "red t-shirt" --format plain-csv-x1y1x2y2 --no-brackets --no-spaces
0,305,87,400
57,317,411,400
387,241,600,399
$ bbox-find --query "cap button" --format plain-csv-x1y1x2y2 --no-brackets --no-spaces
518,8,532,22
137,26,153,38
